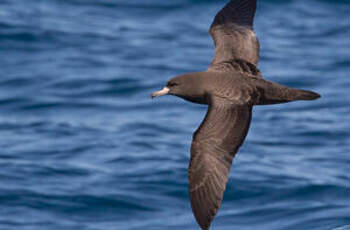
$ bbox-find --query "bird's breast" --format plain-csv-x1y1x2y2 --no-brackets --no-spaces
182,95,209,105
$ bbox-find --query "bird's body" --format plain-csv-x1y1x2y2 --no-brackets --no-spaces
168,70,319,106
151,0,320,229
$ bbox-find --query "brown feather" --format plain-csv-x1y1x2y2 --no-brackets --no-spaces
209,0,260,68
189,96,252,230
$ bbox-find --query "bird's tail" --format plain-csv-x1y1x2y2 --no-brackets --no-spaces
255,79,321,105
292,89,321,101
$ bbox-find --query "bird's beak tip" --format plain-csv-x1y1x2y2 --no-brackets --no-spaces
151,87,170,99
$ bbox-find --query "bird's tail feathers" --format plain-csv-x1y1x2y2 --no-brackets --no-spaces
292,89,321,101
255,81,321,105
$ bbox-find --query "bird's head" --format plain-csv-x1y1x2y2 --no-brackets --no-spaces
151,73,207,104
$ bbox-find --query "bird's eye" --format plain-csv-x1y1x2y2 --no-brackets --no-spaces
167,82,178,87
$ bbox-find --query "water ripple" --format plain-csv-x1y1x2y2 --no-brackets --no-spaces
0,0,349,229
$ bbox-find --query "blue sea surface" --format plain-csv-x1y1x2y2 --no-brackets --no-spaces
0,0,349,229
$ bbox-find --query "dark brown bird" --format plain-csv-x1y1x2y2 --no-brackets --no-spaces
151,0,320,229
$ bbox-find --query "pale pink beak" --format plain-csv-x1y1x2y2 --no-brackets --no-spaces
151,87,170,99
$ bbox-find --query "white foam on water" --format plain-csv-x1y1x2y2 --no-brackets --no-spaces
333,226,350,230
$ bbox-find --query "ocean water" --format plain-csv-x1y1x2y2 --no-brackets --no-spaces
0,0,349,229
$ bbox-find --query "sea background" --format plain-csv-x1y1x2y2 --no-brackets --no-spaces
0,0,349,229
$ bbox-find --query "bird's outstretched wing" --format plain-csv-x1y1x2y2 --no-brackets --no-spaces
208,0,260,71
188,96,252,230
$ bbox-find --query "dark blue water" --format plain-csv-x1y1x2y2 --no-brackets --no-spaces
0,0,350,229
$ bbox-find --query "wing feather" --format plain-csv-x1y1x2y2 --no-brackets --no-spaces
188,96,252,230
208,0,260,70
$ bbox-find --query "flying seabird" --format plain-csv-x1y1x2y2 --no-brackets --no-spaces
151,0,320,229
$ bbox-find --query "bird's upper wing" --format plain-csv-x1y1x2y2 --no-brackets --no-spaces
208,0,260,71
188,96,252,230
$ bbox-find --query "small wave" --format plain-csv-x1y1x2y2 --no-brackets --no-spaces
333,226,350,230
